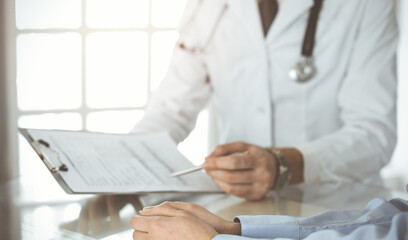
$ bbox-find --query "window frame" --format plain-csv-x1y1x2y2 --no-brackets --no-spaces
14,0,179,126
10,0,184,176
1,0,19,182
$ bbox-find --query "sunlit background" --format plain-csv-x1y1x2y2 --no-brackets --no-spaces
14,0,209,180
6,0,408,192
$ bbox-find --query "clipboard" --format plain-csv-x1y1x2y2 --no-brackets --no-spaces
19,128,222,194
20,128,77,194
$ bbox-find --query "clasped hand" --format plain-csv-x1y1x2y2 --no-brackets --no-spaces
203,142,277,200
130,201,241,240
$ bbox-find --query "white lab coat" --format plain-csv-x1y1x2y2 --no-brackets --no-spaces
132,0,398,184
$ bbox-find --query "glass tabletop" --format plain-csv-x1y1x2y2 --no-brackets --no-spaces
1,171,406,240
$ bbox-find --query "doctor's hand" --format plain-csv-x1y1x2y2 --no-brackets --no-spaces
130,202,223,240
203,142,278,200
204,143,304,200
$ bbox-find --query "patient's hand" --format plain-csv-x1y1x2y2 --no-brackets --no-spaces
135,202,241,236
130,203,218,240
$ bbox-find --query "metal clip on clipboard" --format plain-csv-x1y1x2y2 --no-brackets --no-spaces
30,139,68,173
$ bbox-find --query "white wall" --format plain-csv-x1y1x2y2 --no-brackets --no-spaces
381,0,408,191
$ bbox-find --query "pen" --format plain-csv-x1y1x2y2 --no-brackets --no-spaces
168,165,203,177
169,151,249,178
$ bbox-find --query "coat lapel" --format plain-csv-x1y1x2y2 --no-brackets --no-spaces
227,0,265,46
227,0,314,45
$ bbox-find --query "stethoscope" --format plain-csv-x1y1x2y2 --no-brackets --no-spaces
288,0,324,83
178,0,324,83
178,1,229,55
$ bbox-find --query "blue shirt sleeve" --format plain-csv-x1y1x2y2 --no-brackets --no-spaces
212,197,408,240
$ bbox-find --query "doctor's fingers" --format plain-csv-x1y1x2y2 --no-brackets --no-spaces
204,154,254,170
212,180,251,197
207,142,250,157
207,169,255,184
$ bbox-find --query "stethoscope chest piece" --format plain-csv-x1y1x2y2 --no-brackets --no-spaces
288,0,323,83
289,57,316,83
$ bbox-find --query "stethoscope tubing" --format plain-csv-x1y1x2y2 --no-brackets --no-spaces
301,0,324,57
178,1,229,55
178,0,325,83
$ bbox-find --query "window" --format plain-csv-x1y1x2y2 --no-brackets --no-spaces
8,0,408,191
15,0,208,178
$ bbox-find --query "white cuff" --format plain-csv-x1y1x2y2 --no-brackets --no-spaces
296,144,322,183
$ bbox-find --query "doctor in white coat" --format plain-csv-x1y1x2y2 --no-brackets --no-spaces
132,0,398,200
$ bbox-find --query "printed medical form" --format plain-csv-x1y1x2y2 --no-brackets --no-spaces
21,129,221,194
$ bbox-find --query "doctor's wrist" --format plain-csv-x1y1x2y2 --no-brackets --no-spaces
278,148,304,185
267,148,291,189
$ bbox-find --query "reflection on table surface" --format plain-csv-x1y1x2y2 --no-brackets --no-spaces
0,176,407,240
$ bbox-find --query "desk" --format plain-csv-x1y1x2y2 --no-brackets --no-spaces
0,172,406,240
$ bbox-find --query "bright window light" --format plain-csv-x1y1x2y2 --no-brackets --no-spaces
86,32,149,108
178,110,209,165
86,110,145,134
14,0,209,178
151,31,179,91
152,0,187,28
15,0,81,29
16,33,82,111
18,113,82,131
86,0,149,28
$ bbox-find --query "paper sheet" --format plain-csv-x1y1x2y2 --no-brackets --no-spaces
24,129,221,194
